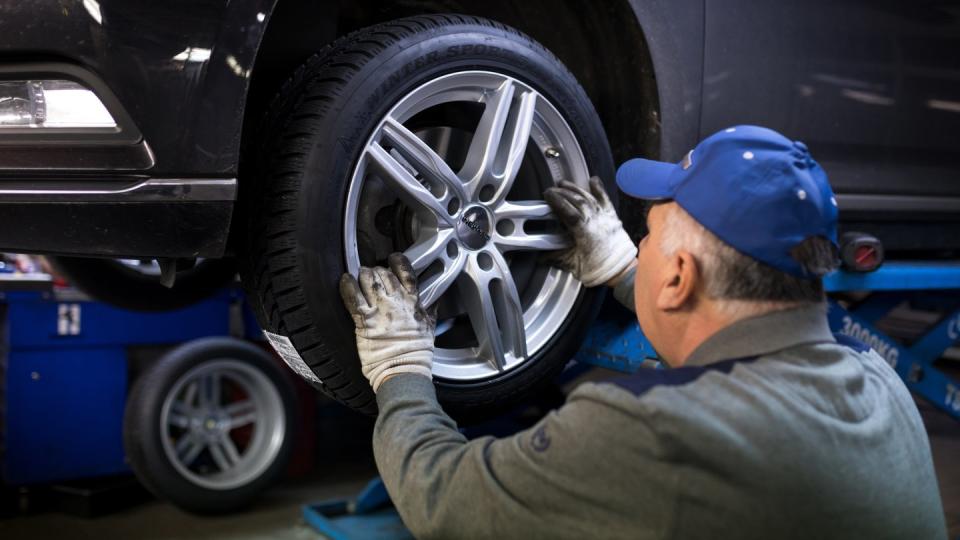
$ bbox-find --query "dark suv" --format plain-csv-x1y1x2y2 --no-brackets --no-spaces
2,0,959,417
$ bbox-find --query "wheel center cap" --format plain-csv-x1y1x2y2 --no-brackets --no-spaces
456,205,493,249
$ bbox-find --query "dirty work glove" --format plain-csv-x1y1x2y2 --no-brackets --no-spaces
544,176,637,287
339,253,435,392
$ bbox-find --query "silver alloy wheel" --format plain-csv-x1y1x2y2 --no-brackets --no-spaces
344,71,589,381
159,359,286,490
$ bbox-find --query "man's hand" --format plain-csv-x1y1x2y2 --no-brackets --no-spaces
544,176,637,287
339,253,435,392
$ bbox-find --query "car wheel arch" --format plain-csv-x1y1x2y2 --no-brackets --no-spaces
237,0,665,244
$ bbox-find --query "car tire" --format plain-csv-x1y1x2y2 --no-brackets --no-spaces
123,337,297,514
242,15,614,418
48,257,238,312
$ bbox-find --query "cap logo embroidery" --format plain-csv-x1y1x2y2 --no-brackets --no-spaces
681,149,694,170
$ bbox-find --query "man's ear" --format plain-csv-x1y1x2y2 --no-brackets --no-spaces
655,250,699,311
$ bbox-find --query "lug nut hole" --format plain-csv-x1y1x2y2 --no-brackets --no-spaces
447,197,461,216
446,241,459,258
477,251,494,271
479,184,496,202
496,220,515,236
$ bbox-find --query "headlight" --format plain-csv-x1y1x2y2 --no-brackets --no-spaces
0,80,116,128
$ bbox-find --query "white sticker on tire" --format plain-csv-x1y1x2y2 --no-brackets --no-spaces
263,331,322,385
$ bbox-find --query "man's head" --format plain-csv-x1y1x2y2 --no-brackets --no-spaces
618,126,840,365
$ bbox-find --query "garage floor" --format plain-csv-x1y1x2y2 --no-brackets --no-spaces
0,463,376,540
1,371,959,540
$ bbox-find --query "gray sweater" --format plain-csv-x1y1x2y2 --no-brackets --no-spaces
373,300,947,539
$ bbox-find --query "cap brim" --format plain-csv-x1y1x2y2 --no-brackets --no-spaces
615,158,678,200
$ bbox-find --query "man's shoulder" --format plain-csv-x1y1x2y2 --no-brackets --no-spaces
569,339,893,426
568,356,766,429
604,356,761,397
569,333,911,423
570,355,764,413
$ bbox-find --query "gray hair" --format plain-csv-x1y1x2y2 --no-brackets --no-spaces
657,203,838,316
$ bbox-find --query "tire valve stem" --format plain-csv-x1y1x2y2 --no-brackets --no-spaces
544,147,561,159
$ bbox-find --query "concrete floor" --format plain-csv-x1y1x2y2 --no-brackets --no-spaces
2,372,959,540
0,463,376,540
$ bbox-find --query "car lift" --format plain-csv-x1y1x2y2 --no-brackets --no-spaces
0,279,257,488
302,260,960,540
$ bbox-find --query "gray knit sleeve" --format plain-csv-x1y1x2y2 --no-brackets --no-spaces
372,374,665,539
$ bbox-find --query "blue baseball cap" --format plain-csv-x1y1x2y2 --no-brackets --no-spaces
616,125,839,278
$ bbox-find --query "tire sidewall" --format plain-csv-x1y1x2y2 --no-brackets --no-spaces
123,337,297,514
287,21,615,415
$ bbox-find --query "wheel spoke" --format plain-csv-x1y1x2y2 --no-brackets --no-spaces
228,413,257,430
380,118,467,206
493,200,571,252
404,229,456,273
221,436,242,464
168,411,191,429
496,230,570,252
175,434,205,466
199,373,221,408
368,118,468,227
182,381,199,408
488,251,528,363
494,200,553,220
209,438,238,472
225,399,257,429
171,400,195,417
490,90,537,206
418,251,467,308
459,80,538,203
457,249,527,372
405,228,465,308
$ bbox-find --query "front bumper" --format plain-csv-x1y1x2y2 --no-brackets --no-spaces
0,178,236,257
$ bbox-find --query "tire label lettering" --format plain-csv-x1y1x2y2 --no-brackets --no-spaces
446,44,515,62
263,331,322,384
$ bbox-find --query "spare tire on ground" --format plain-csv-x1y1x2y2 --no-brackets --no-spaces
123,337,297,514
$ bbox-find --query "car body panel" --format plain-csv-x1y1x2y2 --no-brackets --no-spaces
627,0,705,162
0,0,275,176
0,0,956,257
701,0,960,201
0,0,273,257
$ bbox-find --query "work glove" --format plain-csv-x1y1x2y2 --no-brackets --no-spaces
544,176,637,287
339,253,435,392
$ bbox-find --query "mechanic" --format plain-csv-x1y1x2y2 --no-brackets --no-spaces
338,126,947,539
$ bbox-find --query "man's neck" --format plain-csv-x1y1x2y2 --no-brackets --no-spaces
668,300,802,367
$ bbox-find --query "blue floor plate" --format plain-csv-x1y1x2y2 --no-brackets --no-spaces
303,502,412,540
303,478,412,540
